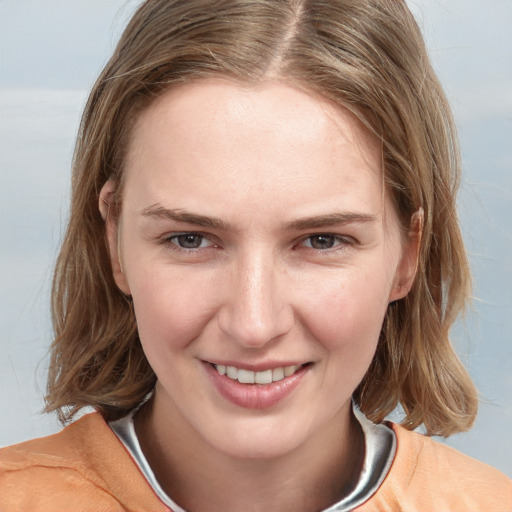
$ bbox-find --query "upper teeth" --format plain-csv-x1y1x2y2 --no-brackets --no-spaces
215,364,302,384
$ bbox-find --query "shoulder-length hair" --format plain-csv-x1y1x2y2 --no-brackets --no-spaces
46,0,477,436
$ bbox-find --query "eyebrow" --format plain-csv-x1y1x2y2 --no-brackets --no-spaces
140,204,376,231
286,212,377,230
140,204,231,230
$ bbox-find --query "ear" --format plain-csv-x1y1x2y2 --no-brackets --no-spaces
389,208,423,302
99,179,131,295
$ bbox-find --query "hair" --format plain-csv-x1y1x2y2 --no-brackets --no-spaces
45,0,477,436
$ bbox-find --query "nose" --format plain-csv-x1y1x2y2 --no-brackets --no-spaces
217,251,294,348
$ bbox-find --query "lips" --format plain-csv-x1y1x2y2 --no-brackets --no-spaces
205,361,311,409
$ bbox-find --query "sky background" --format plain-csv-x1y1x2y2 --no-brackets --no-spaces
1,0,511,476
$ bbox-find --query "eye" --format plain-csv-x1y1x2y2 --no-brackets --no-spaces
304,235,340,250
300,233,354,251
167,233,211,249
306,234,336,250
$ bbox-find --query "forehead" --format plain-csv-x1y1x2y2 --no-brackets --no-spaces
122,79,386,221
127,78,379,162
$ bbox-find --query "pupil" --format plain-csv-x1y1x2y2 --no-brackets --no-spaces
178,234,202,248
311,235,334,249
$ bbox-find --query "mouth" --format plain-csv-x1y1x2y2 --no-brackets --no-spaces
205,361,312,409
210,363,310,385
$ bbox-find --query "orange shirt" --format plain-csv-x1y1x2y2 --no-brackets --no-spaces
1,412,510,511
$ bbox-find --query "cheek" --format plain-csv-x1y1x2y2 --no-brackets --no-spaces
128,266,218,352
297,266,392,356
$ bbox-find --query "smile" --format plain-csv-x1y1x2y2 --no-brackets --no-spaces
206,362,311,409
214,364,304,384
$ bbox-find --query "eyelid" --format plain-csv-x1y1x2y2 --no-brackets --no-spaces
296,233,357,251
162,231,220,250
158,231,356,255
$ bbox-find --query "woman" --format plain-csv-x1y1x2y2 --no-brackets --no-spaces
1,1,510,510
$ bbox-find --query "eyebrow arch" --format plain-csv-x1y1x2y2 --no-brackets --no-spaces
286,212,377,230
140,205,376,232
140,204,231,230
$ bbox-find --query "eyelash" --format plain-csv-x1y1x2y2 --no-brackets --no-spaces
163,232,217,252
297,234,355,253
161,232,355,255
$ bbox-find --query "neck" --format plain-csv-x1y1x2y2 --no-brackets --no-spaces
135,393,364,512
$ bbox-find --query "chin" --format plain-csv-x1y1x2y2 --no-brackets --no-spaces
202,416,317,461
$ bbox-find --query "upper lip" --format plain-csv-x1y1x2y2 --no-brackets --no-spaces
203,360,311,372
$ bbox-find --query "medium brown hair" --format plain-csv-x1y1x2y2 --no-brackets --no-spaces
46,0,477,436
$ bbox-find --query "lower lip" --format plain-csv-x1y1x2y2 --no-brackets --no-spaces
204,363,310,409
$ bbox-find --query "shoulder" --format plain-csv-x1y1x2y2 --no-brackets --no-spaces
0,413,167,512
357,422,512,512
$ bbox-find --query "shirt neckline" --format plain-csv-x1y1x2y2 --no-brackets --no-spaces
109,402,396,512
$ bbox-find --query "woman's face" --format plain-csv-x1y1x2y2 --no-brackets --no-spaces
102,79,417,459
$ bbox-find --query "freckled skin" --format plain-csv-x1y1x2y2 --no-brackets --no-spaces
101,79,418,511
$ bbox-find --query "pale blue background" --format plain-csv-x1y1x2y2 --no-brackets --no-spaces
1,0,511,476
